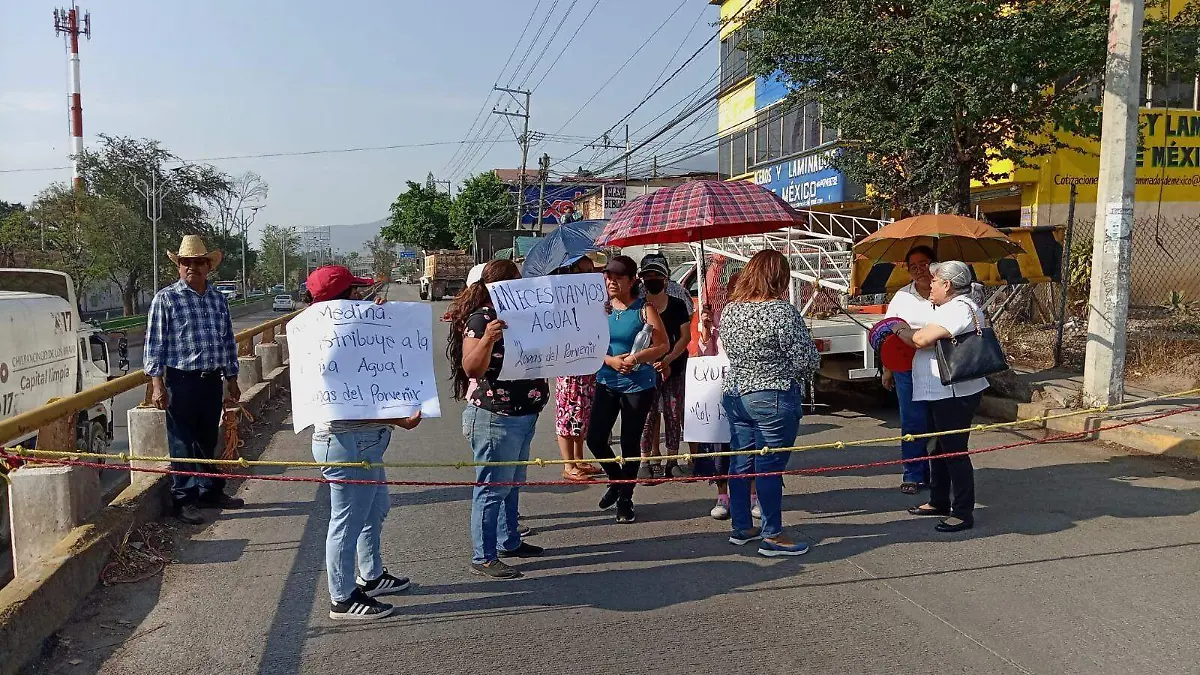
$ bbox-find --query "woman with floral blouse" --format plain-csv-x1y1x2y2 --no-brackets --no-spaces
719,250,820,557
447,260,549,580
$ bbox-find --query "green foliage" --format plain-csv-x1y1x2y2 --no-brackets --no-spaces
1163,289,1190,313
0,207,35,267
259,224,303,290
381,181,454,250
743,0,1200,215
449,172,513,249
365,236,398,278
1067,236,1093,304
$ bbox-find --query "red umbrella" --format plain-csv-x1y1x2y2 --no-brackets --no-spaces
595,180,803,247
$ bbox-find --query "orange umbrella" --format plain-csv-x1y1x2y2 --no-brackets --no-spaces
853,214,1024,263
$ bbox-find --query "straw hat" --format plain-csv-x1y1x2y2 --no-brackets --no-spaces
167,235,223,267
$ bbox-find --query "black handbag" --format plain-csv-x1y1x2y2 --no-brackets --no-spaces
934,300,1008,385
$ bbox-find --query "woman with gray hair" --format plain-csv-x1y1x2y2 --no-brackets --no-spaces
891,260,990,533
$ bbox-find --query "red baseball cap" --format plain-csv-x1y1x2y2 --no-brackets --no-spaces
306,265,374,302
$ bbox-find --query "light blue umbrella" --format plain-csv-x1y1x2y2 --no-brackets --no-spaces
520,220,608,277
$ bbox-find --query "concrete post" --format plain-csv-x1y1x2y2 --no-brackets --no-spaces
255,342,283,374
8,465,100,576
127,407,168,486
237,355,261,394
1083,0,1144,406
276,335,289,363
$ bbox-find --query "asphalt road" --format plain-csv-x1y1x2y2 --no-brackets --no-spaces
30,284,1200,675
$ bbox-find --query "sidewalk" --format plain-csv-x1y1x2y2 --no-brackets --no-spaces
25,388,1200,675
983,367,1200,458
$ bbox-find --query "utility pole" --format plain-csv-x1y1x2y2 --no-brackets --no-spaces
624,124,630,192
1083,0,1144,406
493,86,531,230
536,153,550,234
434,179,453,197
652,154,658,179
236,206,261,296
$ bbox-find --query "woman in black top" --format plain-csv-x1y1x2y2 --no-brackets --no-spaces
447,260,549,580
637,255,693,480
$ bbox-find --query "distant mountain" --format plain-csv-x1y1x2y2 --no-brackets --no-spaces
326,218,388,254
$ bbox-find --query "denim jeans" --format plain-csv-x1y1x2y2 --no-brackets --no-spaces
893,370,931,485
463,405,538,564
312,426,391,603
723,386,802,539
165,370,225,507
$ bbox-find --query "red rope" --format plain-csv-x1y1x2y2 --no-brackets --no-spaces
4,404,1196,488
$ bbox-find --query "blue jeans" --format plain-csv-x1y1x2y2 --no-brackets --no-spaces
164,370,225,506
463,405,538,564
893,370,931,485
723,386,802,539
312,427,391,603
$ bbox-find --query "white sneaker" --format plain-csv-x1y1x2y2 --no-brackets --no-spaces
751,498,762,520
710,499,730,520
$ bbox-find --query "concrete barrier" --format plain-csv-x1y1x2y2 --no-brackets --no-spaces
236,355,261,395
7,466,100,577
0,339,292,675
256,342,282,374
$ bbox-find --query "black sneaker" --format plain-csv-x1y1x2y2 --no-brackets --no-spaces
598,486,620,511
516,523,536,537
615,499,636,523
356,568,410,597
469,559,523,580
329,588,394,621
175,504,205,525
499,542,544,559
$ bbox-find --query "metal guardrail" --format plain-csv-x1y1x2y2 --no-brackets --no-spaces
0,308,302,447
97,295,269,332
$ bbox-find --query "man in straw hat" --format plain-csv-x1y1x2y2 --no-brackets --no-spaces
145,235,243,525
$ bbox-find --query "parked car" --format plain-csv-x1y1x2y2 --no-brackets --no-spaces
273,295,296,311
269,284,285,295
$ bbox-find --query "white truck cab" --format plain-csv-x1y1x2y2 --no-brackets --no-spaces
0,269,119,454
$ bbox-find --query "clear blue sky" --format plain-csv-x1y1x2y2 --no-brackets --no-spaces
0,0,719,242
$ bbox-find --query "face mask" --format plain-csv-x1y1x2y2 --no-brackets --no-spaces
643,279,666,294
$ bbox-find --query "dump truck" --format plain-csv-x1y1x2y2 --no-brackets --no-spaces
419,250,473,301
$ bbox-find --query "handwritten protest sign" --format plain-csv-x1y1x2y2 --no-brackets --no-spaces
683,355,731,443
487,272,610,380
286,300,441,432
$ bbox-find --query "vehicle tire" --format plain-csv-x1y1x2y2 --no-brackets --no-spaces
90,420,110,455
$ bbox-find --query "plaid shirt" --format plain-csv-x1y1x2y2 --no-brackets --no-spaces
144,279,239,378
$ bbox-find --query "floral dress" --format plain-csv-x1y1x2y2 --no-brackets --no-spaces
464,306,549,416
555,374,596,437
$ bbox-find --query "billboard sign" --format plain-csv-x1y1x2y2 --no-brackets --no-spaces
512,183,596,229
753,150,862,208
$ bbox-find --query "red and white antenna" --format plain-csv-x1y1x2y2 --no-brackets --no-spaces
53,3,91,192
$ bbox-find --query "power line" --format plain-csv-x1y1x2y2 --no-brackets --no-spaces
548,0,691,138
508,0,561,86
527,0,602,93
0,138,513,174
440,0,546,177
517,0,582,89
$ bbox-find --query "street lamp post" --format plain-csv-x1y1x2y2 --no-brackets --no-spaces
237,205,262,297
132,166,183,295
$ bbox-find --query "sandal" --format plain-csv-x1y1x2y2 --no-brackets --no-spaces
581,463,604,475
562,468,592,482
900,482,920,495
907,504,950,517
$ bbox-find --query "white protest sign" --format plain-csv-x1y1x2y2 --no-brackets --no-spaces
683,355,731,443
487,272,610,380
286,300,441,432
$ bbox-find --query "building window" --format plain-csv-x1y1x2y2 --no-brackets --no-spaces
804,102,821,150
719,136,732,180
732,129,748,176
719,27,758,92
755,110,769,164
1148,69,1199,109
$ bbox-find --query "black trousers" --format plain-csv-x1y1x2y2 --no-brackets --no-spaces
926,392,983,520
586,383,655,500
165,368,226,507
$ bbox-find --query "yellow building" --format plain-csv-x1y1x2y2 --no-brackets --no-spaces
710,0,1200,303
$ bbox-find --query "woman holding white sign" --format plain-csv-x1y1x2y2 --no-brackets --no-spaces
586,255,669,524
448,260,550,580
304,265,423,621
720,250,819,557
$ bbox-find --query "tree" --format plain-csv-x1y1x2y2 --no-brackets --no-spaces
76,134,234,313
27,184,107,301
212,171,268,242
743,0,1200,214
365,236,398,278
259,224,303,290
449,171,512,249
0,203,34,267
381,180,454,250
